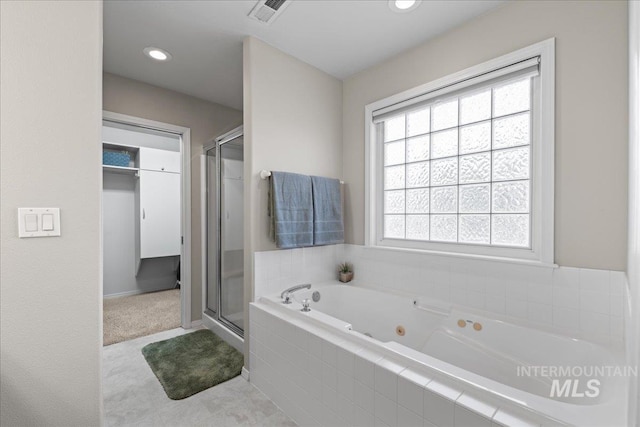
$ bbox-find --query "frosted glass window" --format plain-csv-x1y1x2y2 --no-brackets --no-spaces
384,115,405,142
384,165,405,190
493,147,530,182
492,214,530,247
459,184,490,213
406,188,430,213
460,121,491,154
460,89,491,125
459,215,490,244
493,181,529,213
459,153,491,184
407,108,430,137
384,215,405,239
406,135,430,162
406,161,430,188
431,186,457,213
431,129,458,159
493,113,530,149
384,140,405,166
380,75,533,249
431,215,457,242
493,79,530,117
432,99,458,131
384,190,405,214
431,157,458,186
406,215,430,240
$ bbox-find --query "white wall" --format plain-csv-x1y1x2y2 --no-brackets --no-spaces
627,1,640,425
243,36,343,366
103,72,242,321
343,0,628,271
0,1,103,425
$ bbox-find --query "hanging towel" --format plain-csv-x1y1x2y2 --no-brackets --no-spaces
311,175,344,246
268,171,314,249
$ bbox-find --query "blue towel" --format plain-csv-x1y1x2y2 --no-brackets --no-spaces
311,175,344,245
269,171,314,249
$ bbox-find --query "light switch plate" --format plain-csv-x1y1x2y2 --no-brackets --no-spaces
18,208,61,238
25,214,38,232
42,214,54,231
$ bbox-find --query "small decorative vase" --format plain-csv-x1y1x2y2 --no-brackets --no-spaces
339,272,354,283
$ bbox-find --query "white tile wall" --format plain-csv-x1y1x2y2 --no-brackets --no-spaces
340,244,627,346
254,244,342,300
249,303,555,427
254,244,628,346
398,369,428,417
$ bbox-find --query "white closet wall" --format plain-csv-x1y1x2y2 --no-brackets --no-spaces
102,124,181,297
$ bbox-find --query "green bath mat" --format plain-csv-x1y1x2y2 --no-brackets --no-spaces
142,329,243,400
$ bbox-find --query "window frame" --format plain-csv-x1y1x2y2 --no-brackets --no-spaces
364,39,555,265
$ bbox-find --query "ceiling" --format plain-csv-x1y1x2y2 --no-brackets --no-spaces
103,0,504,111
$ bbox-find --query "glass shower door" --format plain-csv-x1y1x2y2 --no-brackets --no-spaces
219,139,244,332
205,128,244,336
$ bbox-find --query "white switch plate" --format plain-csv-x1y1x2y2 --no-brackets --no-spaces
42,213,54,231
25,214,38,232
18,208,61,238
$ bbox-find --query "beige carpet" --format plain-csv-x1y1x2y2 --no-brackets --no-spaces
104,289,181,346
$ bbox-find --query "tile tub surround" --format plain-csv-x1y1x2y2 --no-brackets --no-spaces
341,244,626,346
249,303,574,427
254,245,342,300
254,244,627,346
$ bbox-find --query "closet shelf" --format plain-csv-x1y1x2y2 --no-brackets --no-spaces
103,141,140,155
103,165,139,176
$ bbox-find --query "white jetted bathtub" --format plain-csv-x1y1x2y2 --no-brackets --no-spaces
252,283,629,426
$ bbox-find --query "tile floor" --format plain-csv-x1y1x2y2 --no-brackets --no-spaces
103,327,297,427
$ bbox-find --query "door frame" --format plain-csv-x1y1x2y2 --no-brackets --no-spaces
102,111,192,328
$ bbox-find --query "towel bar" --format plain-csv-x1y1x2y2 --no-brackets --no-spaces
260,170,344,184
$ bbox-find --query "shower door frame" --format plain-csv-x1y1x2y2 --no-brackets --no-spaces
203,125,244,339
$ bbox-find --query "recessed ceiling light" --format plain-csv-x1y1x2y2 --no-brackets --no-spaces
389,0,421,13
143,47,172,62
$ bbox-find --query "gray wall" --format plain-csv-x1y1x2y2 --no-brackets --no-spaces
343,0,629,271
243,37,343,366
103,72,243,321
0,1,103,425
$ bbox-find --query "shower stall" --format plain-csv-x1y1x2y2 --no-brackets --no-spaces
204,126,244,340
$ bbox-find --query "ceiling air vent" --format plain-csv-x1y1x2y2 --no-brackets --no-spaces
248,0,291,25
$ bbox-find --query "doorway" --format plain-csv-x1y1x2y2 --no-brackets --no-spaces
203,126,244,343
102,111,192,336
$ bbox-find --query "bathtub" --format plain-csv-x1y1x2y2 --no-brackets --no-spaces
251,282,629,426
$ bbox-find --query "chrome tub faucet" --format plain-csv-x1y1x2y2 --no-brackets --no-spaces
281,283,311,304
